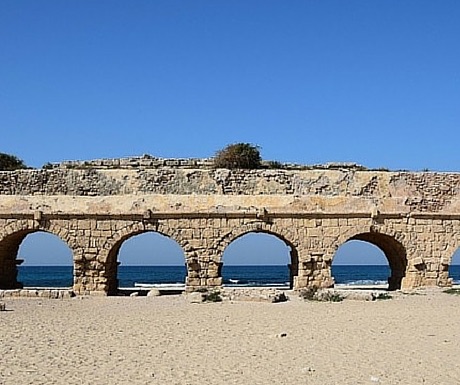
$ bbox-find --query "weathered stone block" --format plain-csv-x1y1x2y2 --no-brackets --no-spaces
186,292,206,303
186,277,201,286
147,289,161,297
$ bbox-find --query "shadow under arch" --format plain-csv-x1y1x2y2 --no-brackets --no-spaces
105,229,187,295
335,232,407,291
218,228,299,289
0,227,74,289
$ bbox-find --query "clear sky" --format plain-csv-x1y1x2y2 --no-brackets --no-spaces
3,1,460,266
2,1,460,171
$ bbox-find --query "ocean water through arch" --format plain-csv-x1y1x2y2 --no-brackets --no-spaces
17,264,460,288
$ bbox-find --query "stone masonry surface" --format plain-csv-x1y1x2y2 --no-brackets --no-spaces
1,157,460,295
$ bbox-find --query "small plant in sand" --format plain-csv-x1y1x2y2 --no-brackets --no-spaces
205,290,223,302
318,291,344,302
299,286,319,301
375,292,392,300
443,288,460,295
299,287,343,302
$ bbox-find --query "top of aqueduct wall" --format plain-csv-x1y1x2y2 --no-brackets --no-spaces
1,156,460,218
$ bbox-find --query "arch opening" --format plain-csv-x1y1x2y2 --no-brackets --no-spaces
448,248,460,285
106,231,186,295
221,231,297,289
332,233,407,291
0,230,73,289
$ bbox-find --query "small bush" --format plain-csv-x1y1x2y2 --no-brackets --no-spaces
375,292,392,300
0,153,27,171
444,288,460,295
319,291,344,302
206,290,222,302
299,286,319,301
42,162,54,170
214,143,262,169
299,287,343,302
264,160,284,169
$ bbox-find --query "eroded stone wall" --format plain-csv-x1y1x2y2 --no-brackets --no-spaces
1,166,460,208
1,158,460,294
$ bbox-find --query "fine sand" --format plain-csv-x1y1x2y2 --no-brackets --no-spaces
1,290,460,385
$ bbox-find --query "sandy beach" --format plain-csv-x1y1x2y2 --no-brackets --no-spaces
1,290,460,385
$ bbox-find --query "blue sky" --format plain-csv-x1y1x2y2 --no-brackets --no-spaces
3,1,460,266
2,1,459,171
18,231,460,267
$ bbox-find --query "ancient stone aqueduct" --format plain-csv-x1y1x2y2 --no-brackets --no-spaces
1,156,460,295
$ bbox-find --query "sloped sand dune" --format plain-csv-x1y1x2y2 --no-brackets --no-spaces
1,291,459,385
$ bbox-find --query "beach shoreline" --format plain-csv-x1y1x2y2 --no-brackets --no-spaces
2,282,459,300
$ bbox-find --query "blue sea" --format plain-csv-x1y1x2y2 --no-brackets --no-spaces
17,265,460,288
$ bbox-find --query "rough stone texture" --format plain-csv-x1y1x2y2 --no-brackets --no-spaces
222,288,288,303
0,289,74,299
185,292,206,303
336,290,376,301
147,289,161,297
1,157,460,295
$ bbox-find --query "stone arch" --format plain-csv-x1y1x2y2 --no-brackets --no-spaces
334,229,408,290
102,220,191,262
101,220,189,295
0,219,76,289
214,222,299,289
435,225,460,286
448,246,460,285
